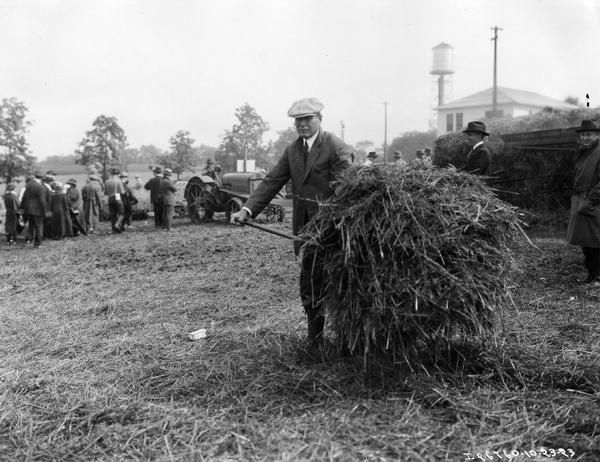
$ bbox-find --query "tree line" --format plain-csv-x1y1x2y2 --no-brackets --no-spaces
0,98,436,183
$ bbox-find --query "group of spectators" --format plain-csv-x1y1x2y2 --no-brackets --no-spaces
2,168,141,248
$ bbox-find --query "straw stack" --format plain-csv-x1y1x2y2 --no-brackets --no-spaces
302,161,522,362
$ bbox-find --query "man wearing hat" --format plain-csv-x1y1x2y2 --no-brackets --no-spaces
567,120,600,284
144,166,164,228
42,171,57,238
461,121,491,175
20,169,50,247
3,182,20,244
364,151,378,166
81,175,102,234
231,97,354,350
104,167,126,233
160,168,177,231
120,172,138,231
392,150,403,164
66,179,82,215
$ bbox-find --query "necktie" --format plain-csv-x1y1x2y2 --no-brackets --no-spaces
302,141,309,168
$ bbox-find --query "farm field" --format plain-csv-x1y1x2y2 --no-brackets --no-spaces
0,215,599,461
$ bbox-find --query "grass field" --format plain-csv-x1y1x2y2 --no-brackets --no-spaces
0,215,598,461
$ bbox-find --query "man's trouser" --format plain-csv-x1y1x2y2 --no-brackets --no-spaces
153,201,163,227
26,215,44,246
108,197,124,232
162,203,174,230
582,247,600,281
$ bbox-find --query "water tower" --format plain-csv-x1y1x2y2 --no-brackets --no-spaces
431,43,454,106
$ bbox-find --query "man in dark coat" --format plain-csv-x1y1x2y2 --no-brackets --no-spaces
566,120,600,283
42,173,55,238
144,166,164,228
461,121,492,175
20,170,50,247
120,172,138,231
231,97,353,346
50,182,73,239
160,168,177,231
3,182,20,244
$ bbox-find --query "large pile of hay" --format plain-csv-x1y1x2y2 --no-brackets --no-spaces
302,161,522,362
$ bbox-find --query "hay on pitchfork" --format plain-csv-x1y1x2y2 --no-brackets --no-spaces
302,161,523,363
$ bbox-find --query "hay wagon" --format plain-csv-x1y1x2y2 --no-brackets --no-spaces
183,172,287,223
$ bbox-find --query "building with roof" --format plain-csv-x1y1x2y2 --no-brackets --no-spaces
435,86,578,136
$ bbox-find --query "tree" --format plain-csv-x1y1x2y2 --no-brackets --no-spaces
257,127,298,171
217,103,269,172
388,130,437,162
564,95,581,106
158,130,196,180
138,144,167,163
75,115,127,181
0,98,35,183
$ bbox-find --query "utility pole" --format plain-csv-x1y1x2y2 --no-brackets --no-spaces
243,137,247,173
490,25,503,118
383,102,388,164
340,120,345,141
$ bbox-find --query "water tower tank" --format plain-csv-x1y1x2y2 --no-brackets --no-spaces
431,43,454,75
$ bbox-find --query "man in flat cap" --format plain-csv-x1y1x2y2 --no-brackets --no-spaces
461,121,491,175
231,97,354,351
567,119,600,284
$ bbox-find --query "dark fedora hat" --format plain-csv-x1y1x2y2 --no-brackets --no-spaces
575,120,600,132
462,121,489,136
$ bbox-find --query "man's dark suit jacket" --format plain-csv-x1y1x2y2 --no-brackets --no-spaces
144,176,163,203
21,179,49,217
160,178,177,206
463,143,491,175
244,130,353,238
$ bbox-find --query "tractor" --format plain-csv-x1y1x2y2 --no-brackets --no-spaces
183,172,288,223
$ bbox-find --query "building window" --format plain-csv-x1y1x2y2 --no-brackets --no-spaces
446,113,453,132
455,113,463,130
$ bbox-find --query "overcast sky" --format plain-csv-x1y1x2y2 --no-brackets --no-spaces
1,0,599,160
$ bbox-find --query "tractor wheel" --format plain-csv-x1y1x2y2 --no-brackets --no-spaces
225,197,244,223
187,182,214,223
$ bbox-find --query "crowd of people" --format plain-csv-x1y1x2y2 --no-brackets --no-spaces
1,159,229,247
2,168,150,247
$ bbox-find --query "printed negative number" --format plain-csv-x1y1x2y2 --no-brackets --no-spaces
464,448,575,460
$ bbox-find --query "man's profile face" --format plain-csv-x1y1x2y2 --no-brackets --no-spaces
465,132,483,144
580,131,599,147
295,115,321,139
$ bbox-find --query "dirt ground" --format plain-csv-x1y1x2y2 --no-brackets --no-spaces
0,214,598,461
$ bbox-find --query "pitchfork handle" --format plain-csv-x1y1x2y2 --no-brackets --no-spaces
235,218,301,241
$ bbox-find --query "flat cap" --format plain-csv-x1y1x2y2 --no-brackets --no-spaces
163,167,173,175
153,166,163,174
287,97,324,118
67,178,77,185
33,169,44,178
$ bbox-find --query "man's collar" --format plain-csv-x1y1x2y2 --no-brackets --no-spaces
472,140,484,150
304,129,320,150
